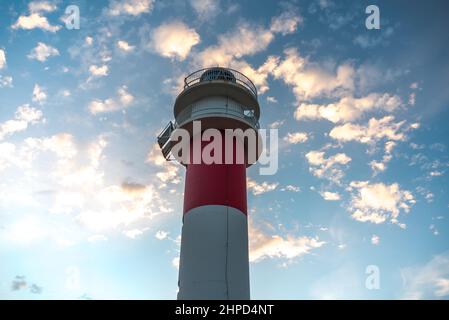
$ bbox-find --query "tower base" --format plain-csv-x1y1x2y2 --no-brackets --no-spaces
177,205,250,300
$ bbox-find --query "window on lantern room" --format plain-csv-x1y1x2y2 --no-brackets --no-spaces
244,109,254,117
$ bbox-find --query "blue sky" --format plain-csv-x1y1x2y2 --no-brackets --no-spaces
1,0,449,299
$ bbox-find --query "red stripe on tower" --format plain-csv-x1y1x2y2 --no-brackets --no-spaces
183,132,247,215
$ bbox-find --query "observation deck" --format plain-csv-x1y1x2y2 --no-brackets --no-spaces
158,67,260,160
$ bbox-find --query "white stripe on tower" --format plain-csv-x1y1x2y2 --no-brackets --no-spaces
177,205,249,300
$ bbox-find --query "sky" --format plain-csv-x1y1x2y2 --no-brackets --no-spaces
0,0,449,300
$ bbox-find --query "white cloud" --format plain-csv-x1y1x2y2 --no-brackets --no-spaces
305,151,351,166
32,84,47,103
85,36,93,46
190,0,220,19
410,82,420,90
353,35,382,48
61,89,71,97
27,42,59,62
123,229,144,239
266,96,278,103
1,132,175,242
0,142,18,171
28,1,57,13
401,252,449,299
410,143,424,150
294,93,402,123
435,278,449,296
146,143,168,166
117,40,135,52
2,217,47,245
2,132,77,179
12,9,60,32
14,105,44,123
155,230,168,240
320,191,340,201
108,0,154,16
247,178,278,195
371,234,380,245
429,224,439,236
72,155,168,231
89,64,109,77
0,105,44,141
0,49,6,69
196,23,273,67
191,12,298,94
348,181,415,225
0,75,13,88
425,193,435,203
369,160,386,173
249,223,325,262
196,11,301,69
26,133,78,159
172,256,180,269
230,56,278,94
369,141,396,175
283,132,308,144
353,26,394,49
408,92,416,106
270,11,302,35
146,144,182,186
268,120,285,129
329,116,419,145
272,48,355,101
281,185,301,192
430,171,443,177
150,21,200,61
155,165,181,185
305,150,351,183
88,86,134,114
72,169,167,232
117,86,134,104
355,63,405,93
88,100,114,114
435,278,449,297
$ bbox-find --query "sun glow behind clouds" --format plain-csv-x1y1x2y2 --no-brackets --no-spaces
150,21,200,61
4,217,46,244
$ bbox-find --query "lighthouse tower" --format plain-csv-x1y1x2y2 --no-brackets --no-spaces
157,67,260,300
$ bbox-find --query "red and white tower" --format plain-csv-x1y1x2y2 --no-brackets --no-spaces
158,68,261,300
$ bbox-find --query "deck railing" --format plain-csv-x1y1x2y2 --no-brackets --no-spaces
175,103,259,129
183,68,258,99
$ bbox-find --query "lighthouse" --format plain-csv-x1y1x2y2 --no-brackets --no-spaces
157,67,261,300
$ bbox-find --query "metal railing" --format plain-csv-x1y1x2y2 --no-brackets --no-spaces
183,68,258,99
175,104,259,129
